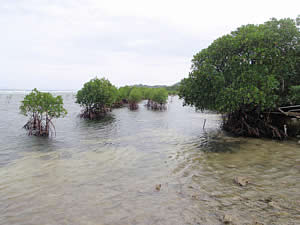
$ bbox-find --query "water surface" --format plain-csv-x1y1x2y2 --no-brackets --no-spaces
0,93,299,225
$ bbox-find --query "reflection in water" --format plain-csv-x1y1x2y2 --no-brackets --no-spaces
0,93,299,225
79,113,116,127
191,131,243,153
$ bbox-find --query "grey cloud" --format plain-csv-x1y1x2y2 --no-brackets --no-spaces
1,0,297,90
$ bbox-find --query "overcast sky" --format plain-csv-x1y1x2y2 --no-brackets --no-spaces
0,0,299,90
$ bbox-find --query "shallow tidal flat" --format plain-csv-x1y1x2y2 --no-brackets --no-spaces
0,93,299,225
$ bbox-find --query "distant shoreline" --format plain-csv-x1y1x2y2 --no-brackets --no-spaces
0,89,76,93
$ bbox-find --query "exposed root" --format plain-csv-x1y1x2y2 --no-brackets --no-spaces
146,100,167,111
23,114,56,137
129,102,138,110
80,107,111,119
112,101,124,108
222,110,286,139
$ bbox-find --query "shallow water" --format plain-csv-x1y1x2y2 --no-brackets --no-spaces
0,93,299,225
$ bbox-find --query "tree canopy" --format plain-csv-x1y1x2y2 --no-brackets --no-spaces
151,88,168,104
128,87,143,103
179,17,300,113
118,86,133,101
144,88,155,100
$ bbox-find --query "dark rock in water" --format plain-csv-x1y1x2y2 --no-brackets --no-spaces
222,214,233,224
155,184,161,191
234,176,249,186
260,196,273,203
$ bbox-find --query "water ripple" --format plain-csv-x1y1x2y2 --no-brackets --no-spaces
0,94,299,225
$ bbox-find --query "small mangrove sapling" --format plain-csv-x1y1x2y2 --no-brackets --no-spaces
20,89,67,136
76,77,118,119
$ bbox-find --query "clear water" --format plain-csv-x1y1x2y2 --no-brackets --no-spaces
0,93,299,225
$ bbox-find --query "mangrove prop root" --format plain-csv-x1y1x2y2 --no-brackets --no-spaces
112,101,124,108
129,102,138,110
23,115,56,137
146,100,167,111
80,107,111,119
222,110,286,139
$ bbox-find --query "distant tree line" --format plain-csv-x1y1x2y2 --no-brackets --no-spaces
117,85,168,110
132,83,179,95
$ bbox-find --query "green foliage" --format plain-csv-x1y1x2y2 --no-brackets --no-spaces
118,86,132,100
290,86,300,104
139,87,148,99
128,87,143,103
179,17,300,113
20,88,67,118
165,83,180,95
20,89,67,136
76,77,118,110
151,88,168,104
167,90,178,95
116,85,169,110
144,88,155,100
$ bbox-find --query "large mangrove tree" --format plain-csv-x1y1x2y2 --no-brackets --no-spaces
179,17,300,139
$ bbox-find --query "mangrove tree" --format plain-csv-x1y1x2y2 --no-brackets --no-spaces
76,77,118,119
179,17,300,139
20,89,67,136
128,87,143,110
